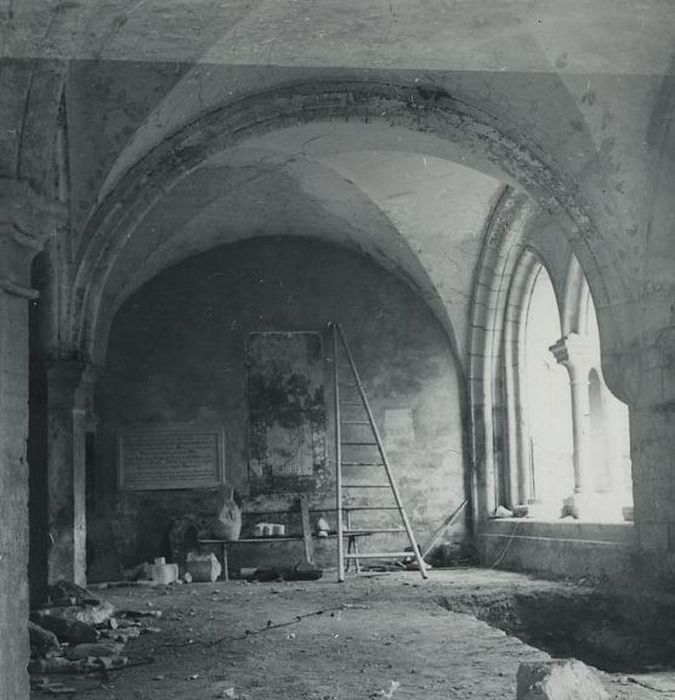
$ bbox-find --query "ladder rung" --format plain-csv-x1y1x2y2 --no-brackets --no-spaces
343,528,406,535
341,462,382,467
342,484,390,488
342,506,400,511
344,552,410,559
332,322,426,583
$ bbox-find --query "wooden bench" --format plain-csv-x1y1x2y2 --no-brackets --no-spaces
198,496,384,579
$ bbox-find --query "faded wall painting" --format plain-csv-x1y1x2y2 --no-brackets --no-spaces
246,332,327,494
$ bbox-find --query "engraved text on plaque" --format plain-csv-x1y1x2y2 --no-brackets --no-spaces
118,428,224,490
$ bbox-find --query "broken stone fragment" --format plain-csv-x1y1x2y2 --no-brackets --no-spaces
31,680,77,695
47,580,102,607
34,600,115,627
516,659,609,700
30,612,98,645
29,654,128,675
118,608,162,620
28,656,86,674
186,552,222,582
101,626,142,643
28,620,61,658
65,642,121,660
91,655,128,671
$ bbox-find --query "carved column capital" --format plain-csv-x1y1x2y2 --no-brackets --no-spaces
0,177,67,300
549,332,595,382
47,360,102,407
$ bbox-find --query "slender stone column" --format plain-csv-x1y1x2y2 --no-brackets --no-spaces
550,333,594,510
46,362,97,586
0,178,65,699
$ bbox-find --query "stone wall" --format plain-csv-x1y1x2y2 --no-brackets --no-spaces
90,237,466,578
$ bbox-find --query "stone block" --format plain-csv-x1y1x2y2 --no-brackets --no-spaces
186,552,222,582
47,580,101,607
149,559,179,585
30,612,98,645
28,621,60,658
516,659,608,700
35,601,115,627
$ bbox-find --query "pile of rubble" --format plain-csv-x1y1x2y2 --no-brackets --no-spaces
28,580,160,694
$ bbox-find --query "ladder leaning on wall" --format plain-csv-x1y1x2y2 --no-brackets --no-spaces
329,322,428,583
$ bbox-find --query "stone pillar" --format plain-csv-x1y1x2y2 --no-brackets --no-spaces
550,333,594,512
632,325,675,554
0,178,65,699
47,362,97,586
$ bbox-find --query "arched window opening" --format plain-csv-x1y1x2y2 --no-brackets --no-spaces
522,265,574,517
578,282,633,520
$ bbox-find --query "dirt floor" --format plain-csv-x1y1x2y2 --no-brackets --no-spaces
30,568,675,699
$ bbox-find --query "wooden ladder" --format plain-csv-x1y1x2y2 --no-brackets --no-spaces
330,322,428,583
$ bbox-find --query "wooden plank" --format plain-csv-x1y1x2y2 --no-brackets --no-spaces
344,552,409,559
336,324,428,580
332,323,345,582
342,528,406,535
299,495,315,565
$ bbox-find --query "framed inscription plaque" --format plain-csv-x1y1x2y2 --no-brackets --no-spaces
118,426,225,491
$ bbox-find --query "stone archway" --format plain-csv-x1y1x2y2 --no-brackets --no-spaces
66,80,629,372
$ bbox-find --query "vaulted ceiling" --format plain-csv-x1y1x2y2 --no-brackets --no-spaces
6,0,674,75
3,1,673,382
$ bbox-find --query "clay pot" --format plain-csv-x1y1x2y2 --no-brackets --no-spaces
211,487,242,541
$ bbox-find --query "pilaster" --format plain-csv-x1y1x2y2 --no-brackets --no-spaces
47,361,98,586
0,178,65,700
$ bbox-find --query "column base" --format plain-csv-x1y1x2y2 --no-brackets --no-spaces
563,492,631,522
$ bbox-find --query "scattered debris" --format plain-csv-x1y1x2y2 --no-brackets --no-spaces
29,579,162,692
30,678,77,695
211,680,245,698
246,560,322,583
101,625,142,643
35,600,115,627
64,642,121,660
47,580,102,608
117,608,162,620
372,680,400,698
30,613,98,645
29,655,129,675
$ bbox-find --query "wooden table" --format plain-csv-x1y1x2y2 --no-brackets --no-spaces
197,535,340,581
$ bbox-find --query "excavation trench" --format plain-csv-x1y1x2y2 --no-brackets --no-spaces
436,588,675,673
